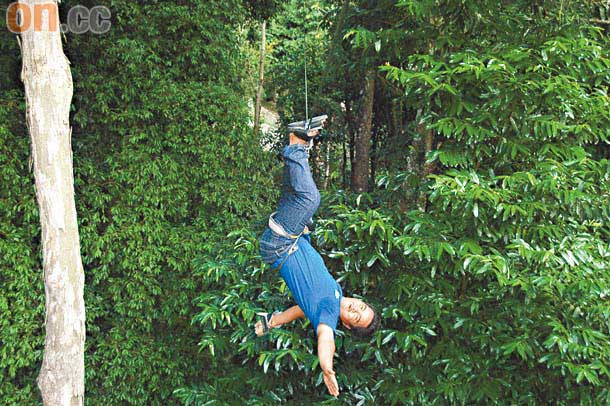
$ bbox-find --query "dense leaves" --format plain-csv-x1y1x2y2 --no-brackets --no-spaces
1,1,274,405
185,0,610,404
1,0,608,405
0,92,44,405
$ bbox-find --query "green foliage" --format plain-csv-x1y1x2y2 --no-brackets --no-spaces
67,1,276,404
370,155,609,404
185,1,610,404
188,167,608,403
0,91,44,406
244,0,282,21
1,1,276,405
381,31,610,171
2,0,609,405
267,0,335,124
180,224,389,404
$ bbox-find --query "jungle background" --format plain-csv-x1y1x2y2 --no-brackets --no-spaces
1,0,609,404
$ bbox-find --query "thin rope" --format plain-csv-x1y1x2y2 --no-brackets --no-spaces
304,43,309,123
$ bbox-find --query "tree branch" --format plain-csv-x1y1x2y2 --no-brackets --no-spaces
590,18,610,25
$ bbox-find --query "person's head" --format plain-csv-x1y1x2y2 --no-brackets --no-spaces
339,297,381,338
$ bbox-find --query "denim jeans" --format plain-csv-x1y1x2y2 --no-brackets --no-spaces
259,144,321,265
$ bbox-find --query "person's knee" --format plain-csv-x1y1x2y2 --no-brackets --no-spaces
303,188,320,210
312,188,321,207
293,188,320,216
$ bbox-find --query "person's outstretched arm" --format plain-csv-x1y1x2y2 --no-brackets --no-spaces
317,324,339,397
254,305,305,336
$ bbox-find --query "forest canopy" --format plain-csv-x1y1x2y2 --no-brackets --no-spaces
0,0,608,405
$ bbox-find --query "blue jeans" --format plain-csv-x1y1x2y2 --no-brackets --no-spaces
259,144,321,265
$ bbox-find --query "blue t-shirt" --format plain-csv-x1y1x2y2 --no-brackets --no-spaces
272,235,343,335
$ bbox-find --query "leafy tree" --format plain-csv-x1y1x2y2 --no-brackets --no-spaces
1,0,609,405
1,1,276,404
186,1,610,404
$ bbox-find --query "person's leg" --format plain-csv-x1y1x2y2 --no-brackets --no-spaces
271,136,320,236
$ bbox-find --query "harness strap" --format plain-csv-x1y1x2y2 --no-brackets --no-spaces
269,212,310,238
268,212,311,272
272,239,299,272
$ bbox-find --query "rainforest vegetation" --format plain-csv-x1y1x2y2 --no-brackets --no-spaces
1,1,609,404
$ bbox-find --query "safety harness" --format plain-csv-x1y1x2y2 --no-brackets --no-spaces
268,212,310,272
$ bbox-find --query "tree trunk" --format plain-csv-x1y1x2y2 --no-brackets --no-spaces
323,141,331,189
311,140,320,183
351,69,375,193
400,130,423,212
19,1,86,405
345,100,356,188
370,127,377,191
253,20,266,136
417,39,437,211
391,100,402,141
342,135,347,189
417,127,435,211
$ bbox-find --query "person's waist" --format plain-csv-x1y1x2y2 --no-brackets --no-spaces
260,227,293,246
259,227,300,266
269,212,305,239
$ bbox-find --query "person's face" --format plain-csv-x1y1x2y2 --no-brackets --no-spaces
340,297,374,329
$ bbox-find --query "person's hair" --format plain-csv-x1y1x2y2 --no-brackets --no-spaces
350,304,381,339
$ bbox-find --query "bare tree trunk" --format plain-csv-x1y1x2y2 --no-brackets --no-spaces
19,1,85,405
391,100,402,140
342,135,347,189
417,39,437,211
351,69,375,193
400,131,423,212
417,127,435,211
323,141,331,189
344,99,355,188
253,20,266,136
370,127,377,192
400,109,439,212
311,140,320,183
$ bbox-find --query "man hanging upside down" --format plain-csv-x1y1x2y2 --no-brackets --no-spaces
255,117,381,397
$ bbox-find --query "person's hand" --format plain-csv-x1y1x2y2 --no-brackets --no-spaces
254,314,279,336
254,320,265,336
322,369,339,397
